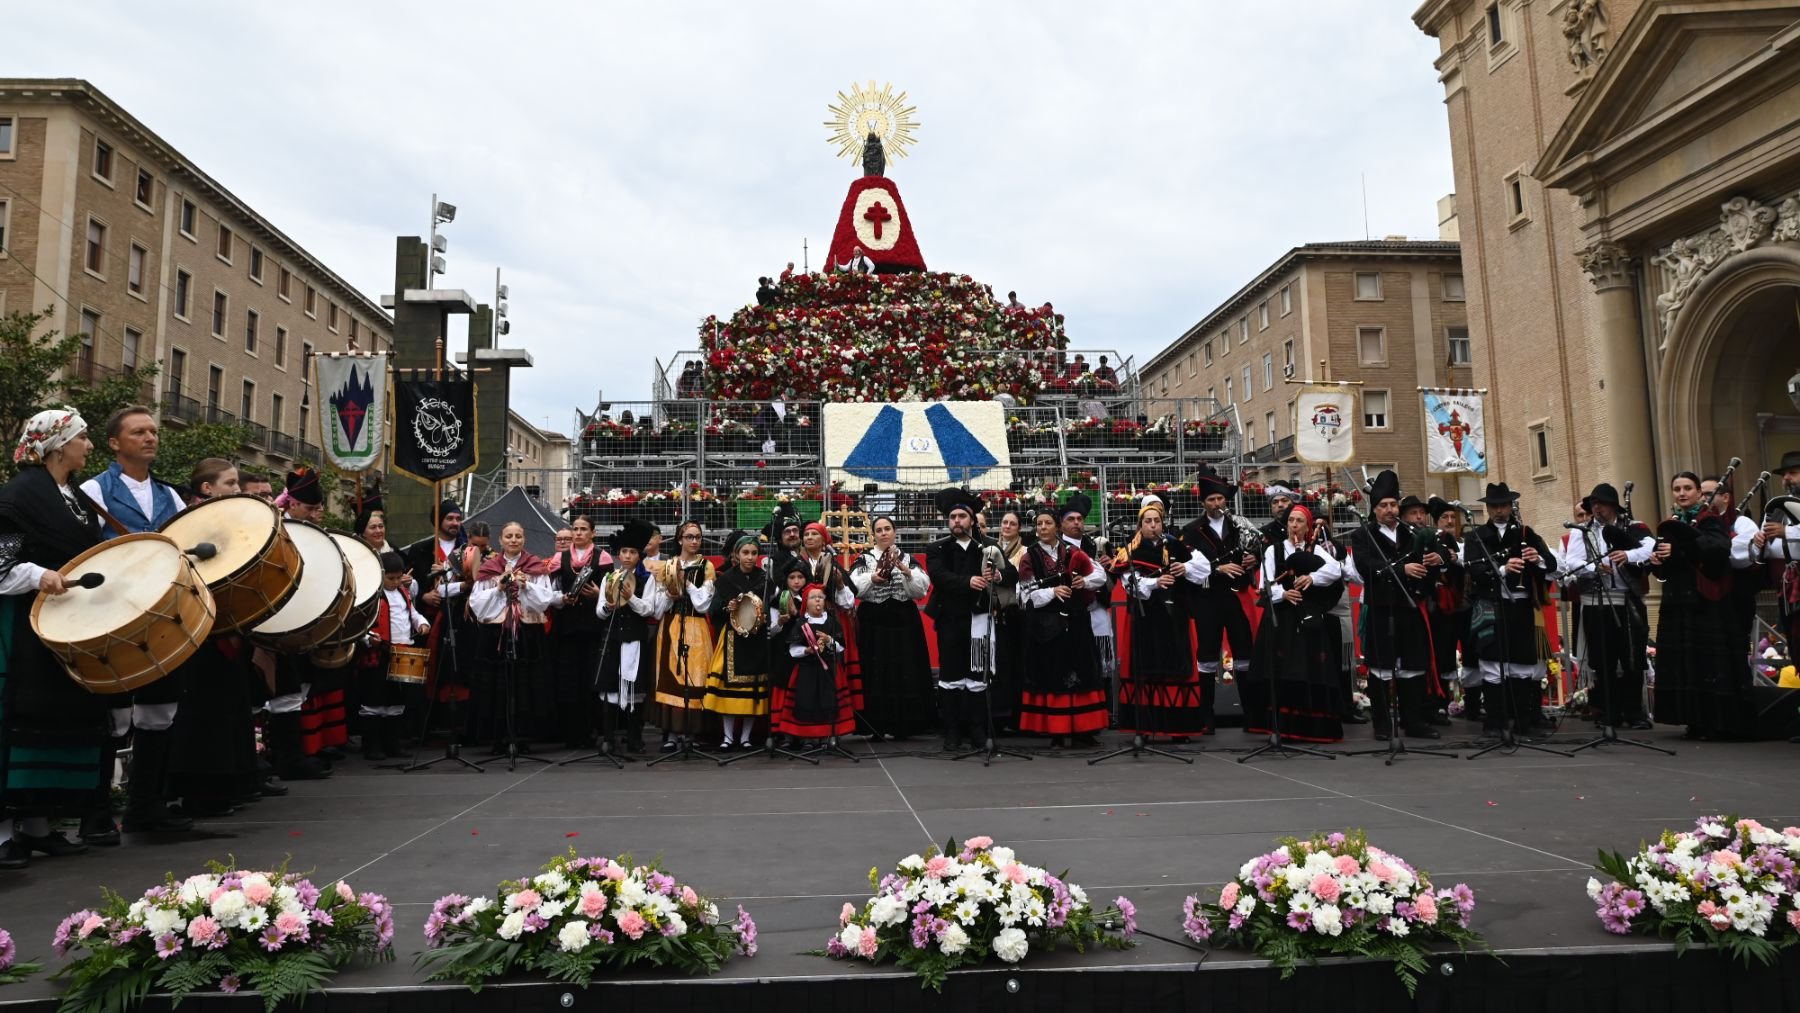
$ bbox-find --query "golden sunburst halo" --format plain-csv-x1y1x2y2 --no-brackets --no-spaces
824,81,920,162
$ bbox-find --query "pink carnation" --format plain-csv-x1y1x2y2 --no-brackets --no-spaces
187,916,220,946
336,882,356,903
1219,882,1240,909
600,865,626,882
965,836,993,850
512,889,542,911
617,910,647,940
274,912,306,936
1004,864,1029,885
1787,909,1800,931
1415,893,1439,924
207,888,226,906
243,881,274,906
680,886,699,908
1333,855,1360,876
858,926,879,959
924,856,952,880
1310,875,1341,903
840,902,856,927
79,914,106,939
1369,862,1399,885
579,892,608,918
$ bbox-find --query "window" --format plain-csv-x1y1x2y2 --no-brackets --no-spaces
174,270,192,318
85,218,107,275
1487,2,1504,46
1280,284,1292,316
216,224,233,263
348,318,359,344
299,400,310,444
1242,365,1253,403
327,301,339,332
244,309,259,354
212,290,228,337
1530,421,1553,477
1239,317,1249,343
1357,326,1386,365
0,116,12,156
1262,352,1274,391
278,266,291,301
133,168,154,208
0,198,8,253
1186,351,1196,376
1208,386,1215,404
1258,302,1269,330
92,138,113,182
1283,338,1294,370
76,310,98,379
1225,376,1234,406
271,393,285,433
1363,390,1390,430
241,380,255,421
1203,341,1213,367
249,246,263,282
122,327,141,371
1447,326,1471,365
1245,428,1255,453
1220,330,1230,357
1266,411,1277,445
1159,374,1168,395
274,326,288,369
1354,272,1382,300
304,285,316,317
166,348,186,396
1507,174,1527,222
128,243,147,296
179,199,196,237
1443,274,1465,301
207,366,222,408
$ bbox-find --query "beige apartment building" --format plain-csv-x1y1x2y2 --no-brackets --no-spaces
505,409,574,503
1141,240,1473,500
0,78,391,474
1412,0,1800,523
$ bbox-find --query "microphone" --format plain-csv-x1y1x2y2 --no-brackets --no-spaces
1623,480,1635,496
71,572,105,589
185,542,218,561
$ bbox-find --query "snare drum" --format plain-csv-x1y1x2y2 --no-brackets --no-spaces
387,645,430,684
309,639,359,670
250,521,352,653
160,494,302,633
32,533,218,694
324,532,382,646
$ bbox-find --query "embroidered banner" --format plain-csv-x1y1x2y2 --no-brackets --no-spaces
1293,385,1356,466
391,378,478,483
1422,388,1488,475
314,353,387,471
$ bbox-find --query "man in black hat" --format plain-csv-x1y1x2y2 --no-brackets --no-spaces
1562,482,1655,729
1462,483,1554,741
763,508,804,581
1057,492,1116,683
594,517,660,753
402,499,471,739
1344,470,1446,740
1179,467,1258,734
1260,485,1297,546
923,489,1016,750
1750,451,1800,742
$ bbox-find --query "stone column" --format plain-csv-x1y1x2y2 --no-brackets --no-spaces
1577,241,1656,493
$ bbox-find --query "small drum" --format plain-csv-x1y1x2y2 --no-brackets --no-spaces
324,532,383,647
387,645,430,684
309,639,359,670
32,533,217,694
160,494,302,633
250,521,352,654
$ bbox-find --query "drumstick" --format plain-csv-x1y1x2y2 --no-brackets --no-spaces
184,542,218,561
68,573,106,589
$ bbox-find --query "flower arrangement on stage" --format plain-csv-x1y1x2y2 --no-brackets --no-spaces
418,851,756,990
701,271,1065,404
0,928,41,986
818,836,1135,990
51,863,393,1013
1590,815,1800,965
1182,830,1483,995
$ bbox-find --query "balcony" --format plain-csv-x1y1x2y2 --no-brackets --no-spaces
205,404,238,426
241,421,269,448
268,431,297,459
163,394,203,424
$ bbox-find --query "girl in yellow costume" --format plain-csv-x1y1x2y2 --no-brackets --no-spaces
651,521,715,752
704,530,782,750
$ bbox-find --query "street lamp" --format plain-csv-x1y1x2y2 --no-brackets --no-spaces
428,193,454,282
495,268,511,337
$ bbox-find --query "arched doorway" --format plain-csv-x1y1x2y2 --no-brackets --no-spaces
1658,246,1800,490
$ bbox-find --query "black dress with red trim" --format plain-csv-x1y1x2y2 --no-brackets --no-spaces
1245,541,1346,743
1014,541,1109,737
1113,536,1206,737
776,612,856,739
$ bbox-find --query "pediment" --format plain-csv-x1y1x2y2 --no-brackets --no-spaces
1537,1,1800,190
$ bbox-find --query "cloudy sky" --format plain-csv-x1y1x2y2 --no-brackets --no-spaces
19,2,1453,435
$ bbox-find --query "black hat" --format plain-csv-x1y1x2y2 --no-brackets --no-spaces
379,550,407,574
1056,491,1092,521
935,487,982,518
1480,482,1519,506
1195,465,1234,501
1777,450,1800,474
610,517,658,554
723,528,761,557
1398,495,1427,515
285,467,323,506
1367,469,1401,505
1582,482,1622,511
438,498,463,519
1427,496,1455,520
765,505,803,541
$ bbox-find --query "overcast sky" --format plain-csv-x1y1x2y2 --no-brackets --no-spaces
19,2,1453,436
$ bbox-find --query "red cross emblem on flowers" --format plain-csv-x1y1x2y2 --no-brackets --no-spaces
862,202,893,240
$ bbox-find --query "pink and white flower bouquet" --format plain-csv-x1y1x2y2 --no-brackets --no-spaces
51,862,393,1013
1182,831,1483,995
0,927,42,986
819,836,1135,990
1591,815,1800,964
418,850,756,989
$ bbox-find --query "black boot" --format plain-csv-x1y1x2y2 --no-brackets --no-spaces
122,730,194,833
1462,683,1485,722
942,720,962,752
382,716,408,761
270,713,331,780
1368,679,1393,740
361,717,388,762
1512,679,1545,737
1398,678,1441,739
1479,684,1506,740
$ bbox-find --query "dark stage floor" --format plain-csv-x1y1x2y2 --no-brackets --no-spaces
3,723,1799,1009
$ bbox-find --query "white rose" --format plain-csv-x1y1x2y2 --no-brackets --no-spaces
837,924,862,953
993,927,1029,963
556,920,590,953
938,923,970,955
498,911,526,941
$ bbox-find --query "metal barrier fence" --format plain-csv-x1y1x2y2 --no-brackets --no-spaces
656,347,1143,406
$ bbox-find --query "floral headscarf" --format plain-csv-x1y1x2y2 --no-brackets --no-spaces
14,407,87,465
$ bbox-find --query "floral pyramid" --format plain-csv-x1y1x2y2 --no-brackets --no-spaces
700,271,1066,403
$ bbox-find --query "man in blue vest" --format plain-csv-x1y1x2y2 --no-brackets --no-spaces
78,407,193,837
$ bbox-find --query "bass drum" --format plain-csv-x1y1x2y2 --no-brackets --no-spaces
32,533,217,694
319,533,382,646
250,520,351,654
160,494,302,633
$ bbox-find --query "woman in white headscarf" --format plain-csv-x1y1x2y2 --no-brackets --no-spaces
0,408,109,870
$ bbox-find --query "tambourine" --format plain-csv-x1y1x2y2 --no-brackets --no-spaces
728,592,765,636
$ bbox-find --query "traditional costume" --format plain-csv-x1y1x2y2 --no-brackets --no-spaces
267,469,339,780
548,537,610,747
849,535,934,739
779,588,854,741
706,530,780,748
1180,471,1260,731
1058,494,1116,689
1343,470,1444,740
356,559,427,761
1462,484,1552,738
1246,505,1346,742
595,519,659,751
651,537,716,745
401,500,472,731
1016,528,1109,743
1113,496,1205,738
468,538,558,749
792,523,862,712
1651,499,1752,739
923,489,1015,750
1561,484,1656,729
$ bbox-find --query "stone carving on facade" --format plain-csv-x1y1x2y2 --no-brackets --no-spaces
1562,0,1610,73
1649,195,1800,346
1577,240,1632,289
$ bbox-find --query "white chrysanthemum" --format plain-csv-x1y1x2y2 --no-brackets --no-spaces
128,899,149,923
837,924,862,953
275,884,302,915
617,879,647,908
1289,893,1316,914
1282,867,1312,893
996,903,1020,928
1239,858,1260,881
1303,851,1334,874
1749,826,1781,847
1069,884,1088,907
498,911,526,940
1312,904,1343,936
1388,917,1411,938
1234,895,1257,917
535,871,569,896
993,927,1029,963
537,900,568,921
939,923,970,955
1674,837,1701,857
871,895,909,928
1024,898,1047,927
899,855,926,873
989,847,1016,868
556,919,590,952
701,902,720,926
1587,877,1604,900
464,896,494,916
241,906,269,931
664,913,688,937
1699,822,1728,839
646,893,677,918
143,907,185,937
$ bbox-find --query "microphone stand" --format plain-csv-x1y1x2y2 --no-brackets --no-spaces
1238,549,1336,764
1564,524,1675,757
558,585,630,769
475,610,552,773
648,574,722,767
954,556,1033,766
405,563,483,773
1092,564,1193,765
1340,512,1459,764
722,567,818,766
1464,525,1574,760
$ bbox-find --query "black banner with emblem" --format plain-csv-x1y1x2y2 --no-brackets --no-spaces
391,378,478,483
